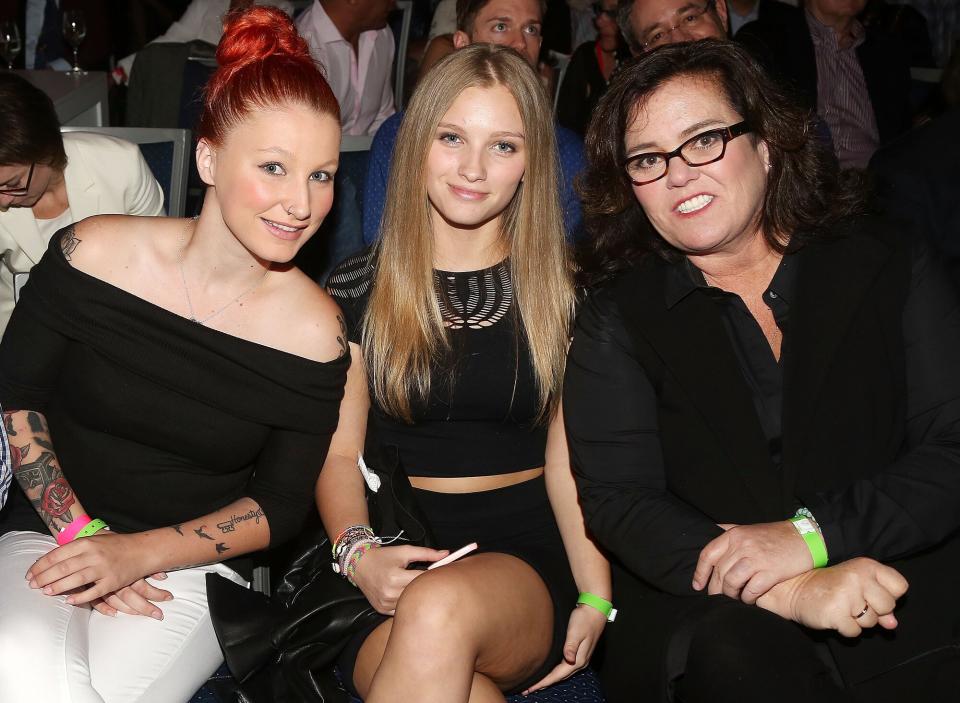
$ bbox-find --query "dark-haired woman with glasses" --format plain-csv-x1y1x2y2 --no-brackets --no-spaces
556,0,629,136
0,72,163,334
566,39,960,703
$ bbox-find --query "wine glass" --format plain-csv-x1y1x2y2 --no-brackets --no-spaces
61,10,86,75
0,20,21,70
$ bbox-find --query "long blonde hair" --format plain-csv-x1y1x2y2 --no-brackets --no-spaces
363,44,574,423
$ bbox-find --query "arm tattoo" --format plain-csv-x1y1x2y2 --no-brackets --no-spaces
171,524,184,536
60,227,81,261
215,542,230,555
216,507,264,534
194,526,214,541
336,314,349,358
6,411,77,533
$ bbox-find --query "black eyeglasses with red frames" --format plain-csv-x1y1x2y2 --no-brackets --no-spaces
623,121,751,186
640,0,718,51
0,162,36,196
592,3,618,19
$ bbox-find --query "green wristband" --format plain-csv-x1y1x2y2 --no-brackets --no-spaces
790,516,828,568
74,518,109,540
577,592,617,622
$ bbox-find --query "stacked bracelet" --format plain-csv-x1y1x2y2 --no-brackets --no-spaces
57,515,92,545
56,515,109,546
790,509,828,569
345,540,380,586
577,592,617,622
76,519,109,539
332,525,376,577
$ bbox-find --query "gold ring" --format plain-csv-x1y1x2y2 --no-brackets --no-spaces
854,603,870,619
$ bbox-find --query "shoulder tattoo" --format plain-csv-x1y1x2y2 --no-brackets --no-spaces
60,227,81,261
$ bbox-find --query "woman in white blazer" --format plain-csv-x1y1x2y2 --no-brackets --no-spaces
0,73,164,334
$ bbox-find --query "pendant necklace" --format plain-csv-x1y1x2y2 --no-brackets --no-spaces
177,217,269,325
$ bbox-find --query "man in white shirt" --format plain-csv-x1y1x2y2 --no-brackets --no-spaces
297,0,397,136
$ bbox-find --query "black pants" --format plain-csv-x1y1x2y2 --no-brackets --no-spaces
598,577,960,703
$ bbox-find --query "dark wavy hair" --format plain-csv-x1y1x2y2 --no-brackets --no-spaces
0,73,67,171
576,39,869,286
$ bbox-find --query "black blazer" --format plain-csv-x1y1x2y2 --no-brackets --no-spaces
736,11,912,144
565,219,960,692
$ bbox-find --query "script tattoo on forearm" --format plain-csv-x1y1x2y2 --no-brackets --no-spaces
5,411,77,534
60,227,81,261
216,507,264,534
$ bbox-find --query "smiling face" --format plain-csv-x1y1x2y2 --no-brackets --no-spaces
425,84,526,237
197,102,340,263
455,0,543,67
624,76,769,256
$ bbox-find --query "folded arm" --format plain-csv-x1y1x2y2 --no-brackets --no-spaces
564,288,723,596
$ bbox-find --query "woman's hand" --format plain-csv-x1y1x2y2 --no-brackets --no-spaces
756,557,909,637
25,532,155,605
692,521,813,603
522,603,608,695
352,545,450,615
91,575,173,619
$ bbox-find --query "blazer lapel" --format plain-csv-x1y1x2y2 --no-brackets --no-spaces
617,262,783,516
63,137,100,221
780,228,893,500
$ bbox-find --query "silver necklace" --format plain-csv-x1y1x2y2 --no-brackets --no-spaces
177,218,269,325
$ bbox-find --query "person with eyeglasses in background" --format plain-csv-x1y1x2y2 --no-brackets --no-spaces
556,0,630,136
0,72,163,336
566,38,960,703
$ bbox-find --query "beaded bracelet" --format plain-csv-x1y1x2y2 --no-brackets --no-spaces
345,540,380,587
333,529,377,576
332,524,374,560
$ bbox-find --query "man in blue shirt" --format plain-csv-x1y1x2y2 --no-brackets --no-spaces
361,0,586,246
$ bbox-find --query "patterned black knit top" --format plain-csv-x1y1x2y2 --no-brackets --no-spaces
327,249,548,477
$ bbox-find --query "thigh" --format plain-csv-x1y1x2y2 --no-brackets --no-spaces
0,531,103,703
88,562,247,703
394,552,554,689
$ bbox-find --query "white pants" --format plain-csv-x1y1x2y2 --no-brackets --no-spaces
0,531,248,703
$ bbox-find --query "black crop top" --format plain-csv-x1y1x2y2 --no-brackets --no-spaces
327,250,548,477
0,227,348,550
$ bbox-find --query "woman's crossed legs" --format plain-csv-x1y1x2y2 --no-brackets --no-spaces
355,552,555,703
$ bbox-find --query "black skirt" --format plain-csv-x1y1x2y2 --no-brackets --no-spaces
337,474,577,696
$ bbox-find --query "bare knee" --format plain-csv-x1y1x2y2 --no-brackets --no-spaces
393,570,479,643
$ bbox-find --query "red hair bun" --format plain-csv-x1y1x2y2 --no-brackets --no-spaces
197,6,340,144
217,6,312,72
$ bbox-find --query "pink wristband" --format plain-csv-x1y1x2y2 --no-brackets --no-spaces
56,515,91,546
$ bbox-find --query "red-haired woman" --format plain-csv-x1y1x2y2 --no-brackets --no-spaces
0,7,347,701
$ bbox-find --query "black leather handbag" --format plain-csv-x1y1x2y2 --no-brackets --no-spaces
206,445,434,703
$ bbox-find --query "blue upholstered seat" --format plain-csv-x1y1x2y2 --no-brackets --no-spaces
190,665,606,702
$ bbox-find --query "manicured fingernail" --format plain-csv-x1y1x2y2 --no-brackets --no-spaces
65,596,74,604
28,579,37,588
151,611,163,620
43,586,54,595
692,579,702,590
155,573,168,580
25,571,33,580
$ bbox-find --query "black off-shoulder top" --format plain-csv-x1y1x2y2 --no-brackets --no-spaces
0,227,348,549
327,250,548,477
